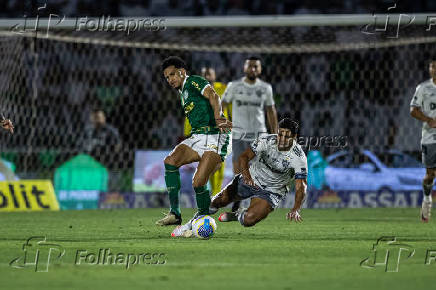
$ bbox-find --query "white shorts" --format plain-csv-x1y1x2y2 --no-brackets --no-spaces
181,133,232,161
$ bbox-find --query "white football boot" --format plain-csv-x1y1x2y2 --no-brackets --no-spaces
421,200,432,223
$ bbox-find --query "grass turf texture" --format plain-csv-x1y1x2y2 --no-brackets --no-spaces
1,208,435,290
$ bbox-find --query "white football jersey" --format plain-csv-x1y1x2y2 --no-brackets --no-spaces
248,135,307,196
410,79,436,144
222,77,274,141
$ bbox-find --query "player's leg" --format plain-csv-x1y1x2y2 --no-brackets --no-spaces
209,162,224,195
171,151,223,237
421,144,436,222
237,197,273,227
192,151,223,215
230,139,246,212
210,174,242,212
156,144,201,226
421,168,435,222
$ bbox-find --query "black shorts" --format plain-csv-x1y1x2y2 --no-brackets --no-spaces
422,143,436,168
233,174,283,209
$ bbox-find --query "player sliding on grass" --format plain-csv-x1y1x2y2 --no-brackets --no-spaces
171,118,307,237
156,56,232,226
212,118,307,226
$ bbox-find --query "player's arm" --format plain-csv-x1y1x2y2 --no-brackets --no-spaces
266,105,278,134
410,107,436,128
222,101,232,121
203,86,232,133
287,179,307,223
265,85,277,134
410,84,436,128
221,82,233,121
238,147,257,187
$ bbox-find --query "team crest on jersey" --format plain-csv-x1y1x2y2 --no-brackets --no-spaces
255,89,263,98
182,90,189,101
282,159,290,169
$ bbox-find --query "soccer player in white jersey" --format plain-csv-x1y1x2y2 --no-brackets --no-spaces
221,56,278,216
170,119,306,236
410,60,436,222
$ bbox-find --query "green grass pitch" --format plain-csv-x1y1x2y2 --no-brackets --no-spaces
1,208,435,290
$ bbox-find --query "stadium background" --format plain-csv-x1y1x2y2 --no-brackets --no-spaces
1,0,436,210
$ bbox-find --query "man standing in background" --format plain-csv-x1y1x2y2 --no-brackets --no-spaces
184,67,229,196
220,56,278,220
410,60,436,222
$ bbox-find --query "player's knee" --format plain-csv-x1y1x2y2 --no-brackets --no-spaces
242,212,258,227
424,173,435,183
164,156,175,167
192,179,207,189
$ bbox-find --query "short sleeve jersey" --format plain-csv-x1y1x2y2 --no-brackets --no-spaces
248,134,308,196
180,75,219,134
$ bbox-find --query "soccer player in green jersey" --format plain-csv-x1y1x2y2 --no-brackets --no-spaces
156,56,232,226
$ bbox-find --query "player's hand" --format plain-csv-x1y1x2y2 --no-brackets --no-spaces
287,209,302,222
1,118,14,134
427,119,436,128
215,118,232,134
242,174,259,188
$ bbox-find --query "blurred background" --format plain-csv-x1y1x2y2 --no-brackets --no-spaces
1,0,435,210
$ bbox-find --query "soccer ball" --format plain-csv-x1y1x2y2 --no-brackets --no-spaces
191,215,217,239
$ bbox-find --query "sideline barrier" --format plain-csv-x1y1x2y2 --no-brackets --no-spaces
0,180,59,211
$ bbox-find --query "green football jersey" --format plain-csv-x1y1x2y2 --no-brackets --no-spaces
179,75,220,135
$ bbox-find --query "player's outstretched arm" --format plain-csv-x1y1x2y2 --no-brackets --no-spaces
202,86,232,133
410,106,436,128
238,147,257,187
266,105,278,134
287,179,307,223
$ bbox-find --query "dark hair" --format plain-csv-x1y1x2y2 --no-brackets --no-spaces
161,56,187,71
278,118,299,135
246,56,261,62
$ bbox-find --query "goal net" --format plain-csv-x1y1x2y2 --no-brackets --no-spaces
0,15,435,190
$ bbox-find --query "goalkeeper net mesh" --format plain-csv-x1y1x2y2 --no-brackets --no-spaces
0,18,435,189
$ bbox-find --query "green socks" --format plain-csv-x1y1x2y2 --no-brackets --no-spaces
164,163,181,217
165,162,211,216
194,186,211,215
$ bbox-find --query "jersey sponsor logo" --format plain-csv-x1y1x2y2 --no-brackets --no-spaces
207,144,218,150
259,155,289,174
184,102,195,114
235,100,261,107
191,81,201,91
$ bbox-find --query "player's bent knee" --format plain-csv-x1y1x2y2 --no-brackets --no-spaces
164,156,176,167
192,179,208,189
242,212,258,227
